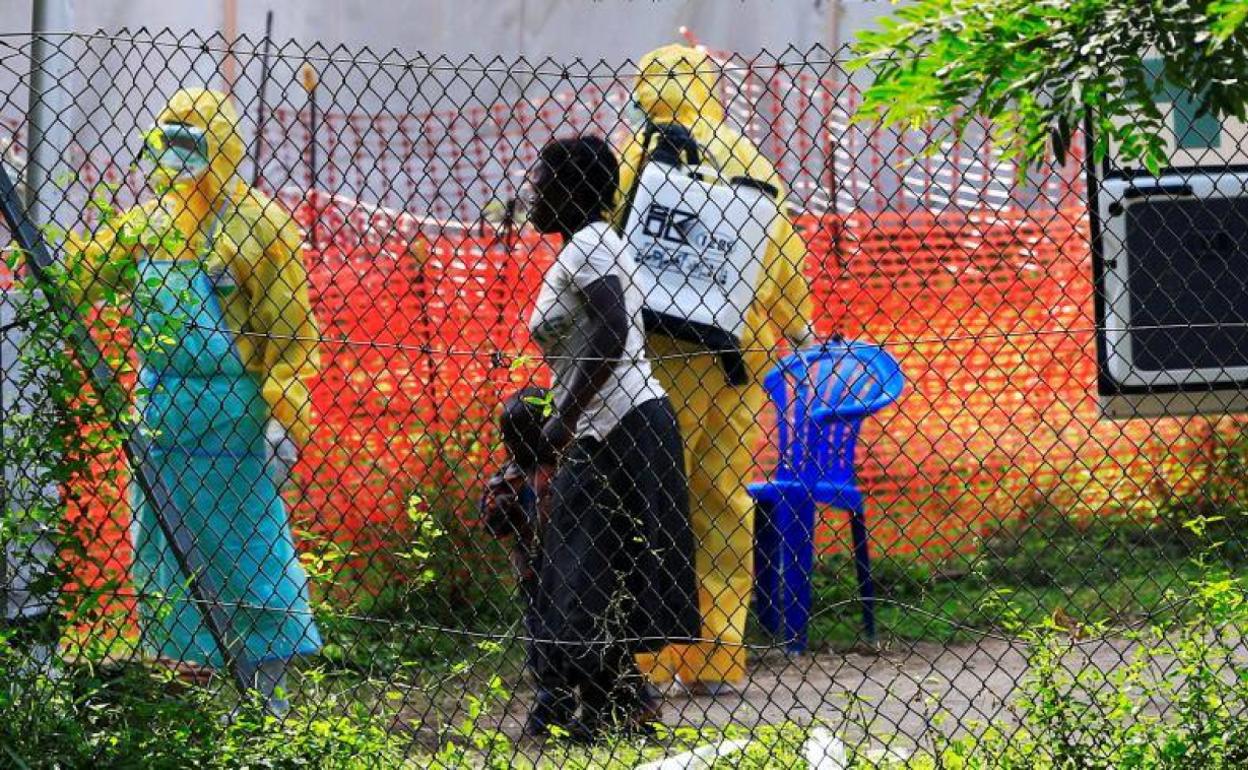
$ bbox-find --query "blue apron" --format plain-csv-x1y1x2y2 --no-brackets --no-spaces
128,208,321,666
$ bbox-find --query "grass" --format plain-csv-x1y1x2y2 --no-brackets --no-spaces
13,488,1248,767
317,492,1245,682
804,504,1239,648
0,657,422,769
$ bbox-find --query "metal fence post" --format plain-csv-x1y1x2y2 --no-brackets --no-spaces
0,159,254,696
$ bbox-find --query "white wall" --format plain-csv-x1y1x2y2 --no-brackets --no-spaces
3,0,873,63
2,1,962,225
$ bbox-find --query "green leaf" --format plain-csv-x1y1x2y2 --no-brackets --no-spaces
522,391,555,417
3,245,25,269
508,353,533,371
38,223,66,244
1211,0,1248,45
850,0,1248,169
116,225,140,247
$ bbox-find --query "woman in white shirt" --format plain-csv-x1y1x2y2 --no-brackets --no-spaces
522,136,699,739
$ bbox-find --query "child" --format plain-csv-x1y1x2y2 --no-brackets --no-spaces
481,388,573,737
481,387,546,581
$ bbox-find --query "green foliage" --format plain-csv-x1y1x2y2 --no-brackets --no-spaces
1,184,136,643
5,566,1248,768
1156,423,1248,560
0,650,419,769
852,0,1248,172
806,502,1227,648
809,574,1248,769
2,173,210,634
311,449,519,682
995,573,1248,769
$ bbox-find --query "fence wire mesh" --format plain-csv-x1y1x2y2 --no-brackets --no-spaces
1,29,1246,769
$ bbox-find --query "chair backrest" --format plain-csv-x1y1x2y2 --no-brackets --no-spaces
762,341,905,486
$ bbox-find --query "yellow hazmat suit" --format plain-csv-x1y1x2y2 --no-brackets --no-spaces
70,88,319,445
618,45,814,686
67,89,322,669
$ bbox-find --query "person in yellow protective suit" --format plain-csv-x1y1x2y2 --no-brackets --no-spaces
67,89,321,714
617,45,815,692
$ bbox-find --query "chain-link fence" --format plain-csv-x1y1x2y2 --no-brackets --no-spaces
1,28,1247,768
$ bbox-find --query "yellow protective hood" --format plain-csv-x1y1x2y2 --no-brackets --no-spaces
633,44,726,128
153,88,245,194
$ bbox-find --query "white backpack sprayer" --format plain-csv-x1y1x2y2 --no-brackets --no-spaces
620,122,781,385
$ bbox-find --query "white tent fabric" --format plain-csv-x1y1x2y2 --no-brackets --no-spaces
0,1,899,221
1,1,889,62
0,0,1061,238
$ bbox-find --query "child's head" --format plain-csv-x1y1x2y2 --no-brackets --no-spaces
500,387,550,471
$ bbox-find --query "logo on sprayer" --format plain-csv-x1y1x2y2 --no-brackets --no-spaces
640,203,738,287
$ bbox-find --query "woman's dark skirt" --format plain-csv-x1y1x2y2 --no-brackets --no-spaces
530,396,699,682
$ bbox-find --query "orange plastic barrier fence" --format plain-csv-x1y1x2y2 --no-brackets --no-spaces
61,196,1207,601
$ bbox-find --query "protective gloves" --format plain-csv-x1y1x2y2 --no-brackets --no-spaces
265,419,299,491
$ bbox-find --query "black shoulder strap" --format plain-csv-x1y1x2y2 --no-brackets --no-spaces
616,120,658,237
617,121,705,237
649,122,702,167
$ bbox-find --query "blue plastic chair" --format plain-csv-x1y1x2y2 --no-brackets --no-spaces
748,340,905,652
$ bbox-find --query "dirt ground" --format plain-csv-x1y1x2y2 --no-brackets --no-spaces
484,635,1144,753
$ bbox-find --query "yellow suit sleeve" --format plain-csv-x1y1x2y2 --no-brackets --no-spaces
757,209,814,345
244,215,320,446
718,129,815,346
613,132,647,229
